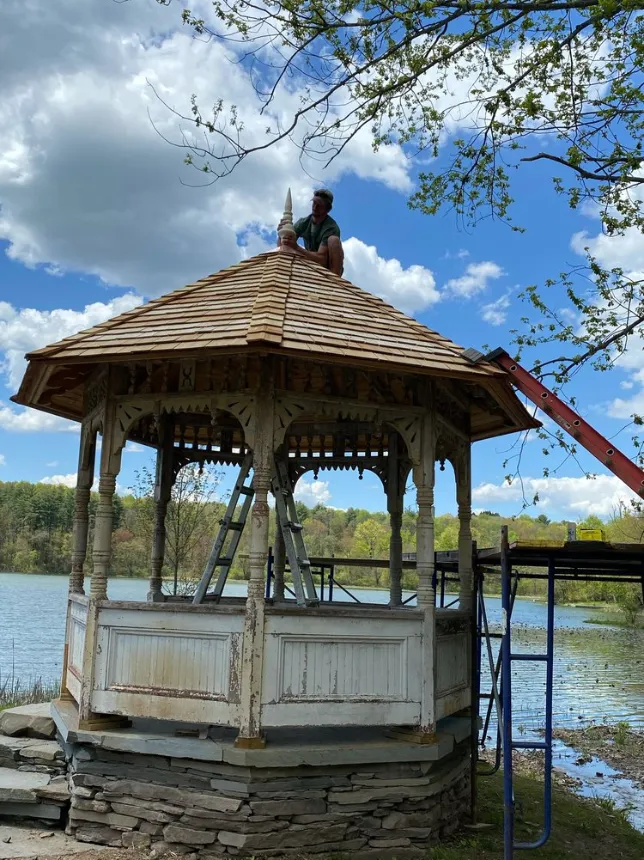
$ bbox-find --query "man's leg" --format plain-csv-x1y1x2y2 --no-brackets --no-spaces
327,236,344,277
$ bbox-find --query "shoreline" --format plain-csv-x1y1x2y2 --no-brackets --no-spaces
0,571,636,609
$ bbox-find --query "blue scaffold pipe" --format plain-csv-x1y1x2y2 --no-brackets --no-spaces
501,526,514,860
515,557,555,850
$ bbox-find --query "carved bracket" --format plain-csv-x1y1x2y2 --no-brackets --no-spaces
112,393,258,456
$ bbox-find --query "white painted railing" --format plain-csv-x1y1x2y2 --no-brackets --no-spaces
435,611,471,719
91,603,244,725
261,608,424,727
66,594,88,703
73,600,470,729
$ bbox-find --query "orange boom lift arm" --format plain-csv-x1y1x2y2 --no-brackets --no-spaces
465,347,644,500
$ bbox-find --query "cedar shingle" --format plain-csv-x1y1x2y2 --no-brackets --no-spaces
26,251,504,381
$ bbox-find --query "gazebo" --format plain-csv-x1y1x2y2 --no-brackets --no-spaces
13,218,537,854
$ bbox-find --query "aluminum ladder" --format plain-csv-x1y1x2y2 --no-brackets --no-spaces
271,457,318,606
192,452,254,604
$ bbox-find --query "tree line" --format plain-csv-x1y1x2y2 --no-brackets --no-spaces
0,474,642,618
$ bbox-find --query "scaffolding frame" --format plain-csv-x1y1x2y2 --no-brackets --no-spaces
459,534,644,860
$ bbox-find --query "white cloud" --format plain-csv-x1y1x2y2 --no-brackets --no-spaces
0,454,5,466
343,238,439,314
39,473,77,488
472,474,640,519
445,261,504,298
0,402,77,433
0,0,412,301
0,295,142,391
481,293,511,326
608,390,644,420
570,207,644,419
295,479,332,506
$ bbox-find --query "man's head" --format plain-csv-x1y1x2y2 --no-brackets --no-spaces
311,189,333,221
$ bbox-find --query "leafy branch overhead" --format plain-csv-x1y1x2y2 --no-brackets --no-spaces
149,0,644,472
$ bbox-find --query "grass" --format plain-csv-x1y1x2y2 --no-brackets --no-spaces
0,675,60,711
583,615,644,630
419,770,644,859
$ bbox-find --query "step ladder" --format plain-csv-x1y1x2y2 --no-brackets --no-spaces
192,452,254,604
272,458,318,606
192,454,317,606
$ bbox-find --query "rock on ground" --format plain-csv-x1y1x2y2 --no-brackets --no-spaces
0,821,108,858
0,705,56,741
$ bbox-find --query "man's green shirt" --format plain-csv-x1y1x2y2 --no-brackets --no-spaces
294,214,341,252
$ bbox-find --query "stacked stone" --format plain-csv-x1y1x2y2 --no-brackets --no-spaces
67,742,470,858
0,704,70,823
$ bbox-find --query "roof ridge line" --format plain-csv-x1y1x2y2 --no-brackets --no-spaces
246,252,292,345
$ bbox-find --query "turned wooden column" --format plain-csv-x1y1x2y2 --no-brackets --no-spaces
236,387,274,747
414,412,437,736
80,398,123,724
387,432,405,606
454,441,474,611
90,472,118,599
272,522,286,602
69,424,97,594
61,423,97,701
149,420,174,601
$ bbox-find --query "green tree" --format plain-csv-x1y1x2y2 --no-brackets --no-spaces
149,0,644,473
131,464,224,595
351,518,390,587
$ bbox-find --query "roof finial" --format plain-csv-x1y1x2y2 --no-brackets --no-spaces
278,187,296,243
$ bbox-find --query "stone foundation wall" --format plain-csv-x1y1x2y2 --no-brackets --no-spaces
0,704,70,823
67,742,471,859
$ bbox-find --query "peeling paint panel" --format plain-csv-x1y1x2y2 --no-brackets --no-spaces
106,629,231,697
68,598,88,678
262,612,422,726
436,632,469,697
280,637,406,700
92,606,244,721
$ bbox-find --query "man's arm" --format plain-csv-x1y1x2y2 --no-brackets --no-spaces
291,244,329,266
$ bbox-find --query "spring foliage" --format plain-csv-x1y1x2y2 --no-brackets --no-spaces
0,477,641,620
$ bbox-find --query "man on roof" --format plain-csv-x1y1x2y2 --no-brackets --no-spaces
278,189,344,276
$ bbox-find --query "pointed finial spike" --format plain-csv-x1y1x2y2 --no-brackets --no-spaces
278,187,296,242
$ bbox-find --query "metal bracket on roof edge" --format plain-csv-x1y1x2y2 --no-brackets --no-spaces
461,346,507,365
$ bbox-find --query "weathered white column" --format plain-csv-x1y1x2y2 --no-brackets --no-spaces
236,389,274,747
79,399,123,725
272,523,286,602
387,432,404,606
455,441,474,610
414,412,437,737
69,424,97,594
60,424,97,702
149,422,174,601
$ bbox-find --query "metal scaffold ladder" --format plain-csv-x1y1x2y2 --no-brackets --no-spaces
272,457,318,606
192,452,254,604
500,526,555,859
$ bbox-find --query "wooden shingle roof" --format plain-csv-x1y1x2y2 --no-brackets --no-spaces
26,251,506,380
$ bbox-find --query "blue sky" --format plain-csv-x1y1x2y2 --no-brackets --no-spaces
0,0,642,522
